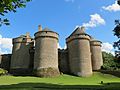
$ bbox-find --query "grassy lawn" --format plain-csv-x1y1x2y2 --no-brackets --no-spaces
0,72,120,90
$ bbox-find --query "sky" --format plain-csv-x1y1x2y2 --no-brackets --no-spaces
0,0,120,54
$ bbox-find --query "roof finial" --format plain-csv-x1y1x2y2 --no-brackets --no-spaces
38,25,42,31
81,26,85,31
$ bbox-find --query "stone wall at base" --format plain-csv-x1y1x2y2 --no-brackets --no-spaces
0,54,11,71
58,49,69,74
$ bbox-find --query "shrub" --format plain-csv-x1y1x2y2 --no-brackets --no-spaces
0,68,8,76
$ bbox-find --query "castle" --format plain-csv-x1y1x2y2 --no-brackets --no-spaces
0,25,103,77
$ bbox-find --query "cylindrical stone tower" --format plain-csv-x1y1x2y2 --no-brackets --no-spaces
34,25,60,77
66,27,92,77
90,39,103,70
10,33,32,75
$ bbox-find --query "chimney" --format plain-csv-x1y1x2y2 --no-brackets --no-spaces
38,25,42,31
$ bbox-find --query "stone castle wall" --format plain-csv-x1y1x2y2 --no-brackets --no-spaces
0,26,103,77
10,34,33,75
58,49,69,74
0,54,11,71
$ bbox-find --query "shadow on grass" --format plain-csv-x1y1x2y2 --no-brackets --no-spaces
100,70,120,77
0,82,120,90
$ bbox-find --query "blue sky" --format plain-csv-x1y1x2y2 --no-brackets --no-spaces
0,0,120,54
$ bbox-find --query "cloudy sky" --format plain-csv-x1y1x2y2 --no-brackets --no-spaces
0,0,120,54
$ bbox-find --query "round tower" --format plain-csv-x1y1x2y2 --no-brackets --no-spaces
66,26,92,77
10,33,32,75
90,39,103,70
34,25,60,77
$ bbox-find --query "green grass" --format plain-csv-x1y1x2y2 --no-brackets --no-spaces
0,72,120,90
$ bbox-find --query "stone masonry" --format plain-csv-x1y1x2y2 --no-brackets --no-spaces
34,25,60,77
66,27,92,77
0,25,103,77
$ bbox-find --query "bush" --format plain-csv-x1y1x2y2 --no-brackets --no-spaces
0,68,8,76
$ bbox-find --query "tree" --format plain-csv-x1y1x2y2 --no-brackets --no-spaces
0,0,31,26
102,52,120,70
102,52,116,70
113,0,120,60
118,0,120,5
113,20,120,59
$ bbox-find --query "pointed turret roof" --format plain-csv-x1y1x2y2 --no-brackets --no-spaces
43,28,52,31
69,26,86,37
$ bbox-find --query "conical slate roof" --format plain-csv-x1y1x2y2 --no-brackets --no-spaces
40,27,59,35
70,26,85,37
90,37,96,41
43,28,52,31
91,38,102,43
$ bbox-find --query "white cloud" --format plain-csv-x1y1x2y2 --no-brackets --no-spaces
102,1,120,12
82,13,105,28
58,43,67,49
0,35,12,54
102,42,115,55
65,0,75,3
0,35,2,38
58,43,62,49
64,44,67,49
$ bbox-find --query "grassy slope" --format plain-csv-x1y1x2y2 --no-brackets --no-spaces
0,72,120,89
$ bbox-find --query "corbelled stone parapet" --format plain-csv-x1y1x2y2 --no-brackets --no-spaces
90,40,102,46
34,30,59,41
66,34,91,43
12,37,32,44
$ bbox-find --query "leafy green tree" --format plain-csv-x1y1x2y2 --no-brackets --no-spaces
112,0,120,69
118,0,120,5
102,52,116,70
113,20,120,60
0,0,31,26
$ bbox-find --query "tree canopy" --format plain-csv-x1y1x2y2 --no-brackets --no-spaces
0,0,31,26
102,52,120,70
102,52,116,70
118,0,120,5
113,19,120,59
113,0,120,60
